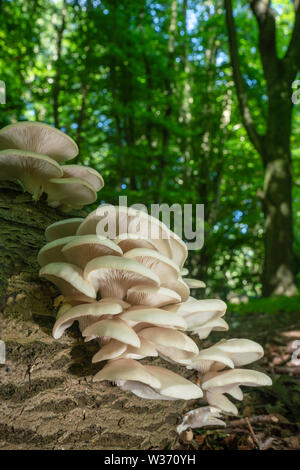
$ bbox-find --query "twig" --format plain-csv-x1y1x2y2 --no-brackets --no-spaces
274,366,300,375
246,417,262,450
229,414,279,427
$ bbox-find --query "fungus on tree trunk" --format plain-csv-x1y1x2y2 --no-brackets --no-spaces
38,205,271,431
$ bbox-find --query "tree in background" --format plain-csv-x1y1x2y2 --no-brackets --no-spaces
225,0,300,296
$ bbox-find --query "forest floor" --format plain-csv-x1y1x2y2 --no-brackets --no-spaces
174,308,300,451
1,296,300,450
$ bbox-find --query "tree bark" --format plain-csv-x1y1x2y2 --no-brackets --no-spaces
0,183,198,450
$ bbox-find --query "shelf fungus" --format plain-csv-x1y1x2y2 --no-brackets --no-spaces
0,121,103,210
39,206,271,430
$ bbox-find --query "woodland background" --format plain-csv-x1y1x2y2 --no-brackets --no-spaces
0,0,300,450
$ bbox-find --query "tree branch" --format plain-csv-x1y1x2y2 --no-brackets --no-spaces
283,0,300,78
224,0,263,155
53,1,66,129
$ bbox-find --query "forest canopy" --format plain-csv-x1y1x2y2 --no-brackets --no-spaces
0,0,299,300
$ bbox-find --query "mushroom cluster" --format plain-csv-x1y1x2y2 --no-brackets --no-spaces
0,121,103,211
39,205,271,426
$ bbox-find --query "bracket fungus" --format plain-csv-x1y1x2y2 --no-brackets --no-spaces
0,121,104,211
39,205,271,431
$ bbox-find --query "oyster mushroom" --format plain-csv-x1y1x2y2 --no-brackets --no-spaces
77,205,187,267
45,218,84,242
39,262,96,299
94,359,202,400
126,285,181,307
0,121,78,162
0,149,63,200
84,255,160,298
46,177,97,211
120,307,187,330
123,248,180,282
62,235,123,269
61,164,104,191
182,338,264,374
201,369,272,415
52,301,124,339
40,206,271,424
37,236,78,266
139,326,199,363
82,318,141,348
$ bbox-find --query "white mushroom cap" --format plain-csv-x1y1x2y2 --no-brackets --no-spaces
45,218,84,242
84,255,160,299
96,360,202,400
56,302,73,319
166,298,228,337
0,121,78,162
92,336,158,363
165,298,227,321
61,165,104,191
46,177,97,211
213,339,264,367
77,205,187,267
99,297,130,310
120,337,159,360
227,386,243,400
205,391,238,415
183,346,235,373
93,358,161,389
143,365,203,399
161,278,190,302
192,317,229,339
37,236,78,266
39,262,96,299
123,248,180,282
200,369,271,415
62,235,122,269
202,369,272,394
139,326,199,362
184,278,206,288
82,318,141,347
115,233,159,253
126,285,181,307
120,307,187,330
92,340,128,363
126,209,188,267
118,380,177,400
0,149,63,200
177,406,226,434
52,301,123,339
76,205,134,236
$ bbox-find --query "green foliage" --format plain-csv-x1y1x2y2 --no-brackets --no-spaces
0,0,299,298
228,296,300,315
263,375,300,422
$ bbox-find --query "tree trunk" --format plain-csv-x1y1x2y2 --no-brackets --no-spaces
0,183,198,450
224,0,299,296
261,89,296,296
262,154,295,296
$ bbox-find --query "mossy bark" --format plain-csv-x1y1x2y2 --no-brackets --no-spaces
0,183,198,450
